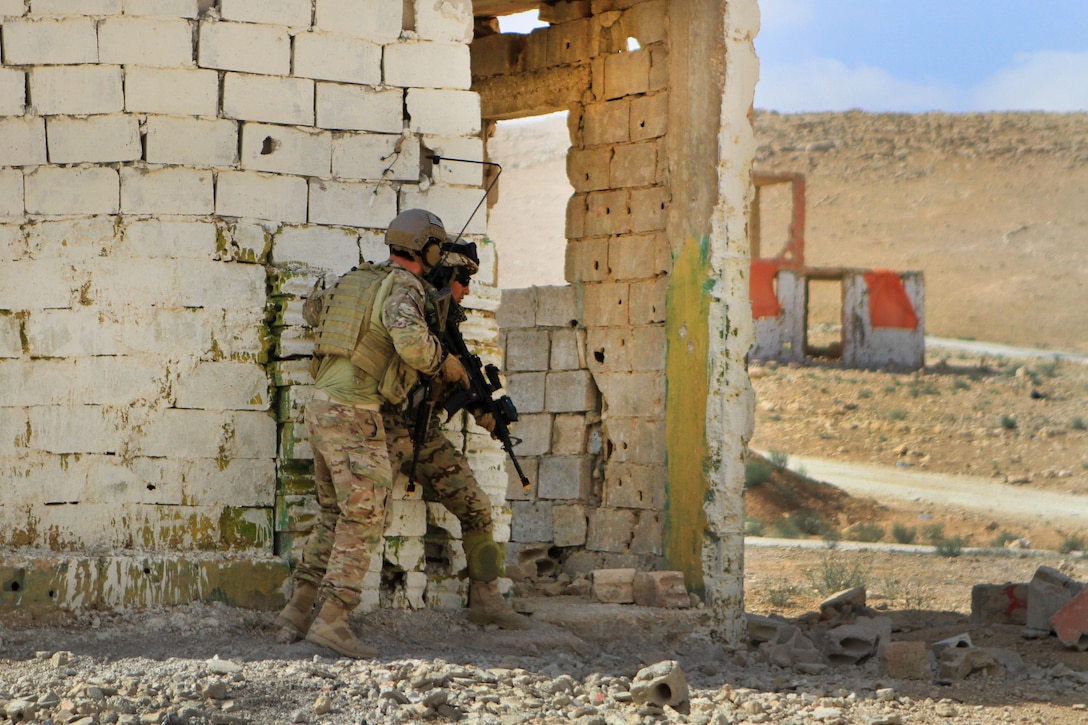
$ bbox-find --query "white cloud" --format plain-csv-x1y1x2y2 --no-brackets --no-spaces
969,51,1088,112
756,59,957,113
757,0,815,31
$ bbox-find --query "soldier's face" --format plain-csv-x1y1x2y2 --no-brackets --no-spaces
451,279,469,304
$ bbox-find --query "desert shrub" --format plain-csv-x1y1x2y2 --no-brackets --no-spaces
1036,358,1061,378
768,449,790,468
846,523,885,543
922,522,945,542
745,518,765,536
933,535,966,557
1060,534,1086,554
952,378,971,391
990,531,1019,548
795,464,809,478
745,458,774,489
1071,416,1087,431
888,409,908,421
802,548,871,594
858,388,872,398
788,509,825,536
766,583,802,608
891,523,917,544
997,414,1017,430
770,517,801,539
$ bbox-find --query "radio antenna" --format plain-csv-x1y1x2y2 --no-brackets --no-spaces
426,155,502,247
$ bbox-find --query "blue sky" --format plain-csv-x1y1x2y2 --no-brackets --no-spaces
501,3,1088,112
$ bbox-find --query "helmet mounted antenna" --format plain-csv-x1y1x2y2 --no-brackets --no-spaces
425,155,502,276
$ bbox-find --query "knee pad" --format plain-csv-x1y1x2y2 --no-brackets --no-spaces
463,531,504,582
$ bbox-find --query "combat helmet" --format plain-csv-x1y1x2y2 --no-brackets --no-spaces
385,208,447,269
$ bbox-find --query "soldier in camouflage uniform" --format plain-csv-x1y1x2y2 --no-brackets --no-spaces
275,209,470,659
383,239,531,630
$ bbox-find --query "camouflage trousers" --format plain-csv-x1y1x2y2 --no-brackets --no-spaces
383,410,494,537
294,400,391,610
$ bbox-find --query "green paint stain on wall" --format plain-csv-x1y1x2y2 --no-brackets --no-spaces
664,235,712,596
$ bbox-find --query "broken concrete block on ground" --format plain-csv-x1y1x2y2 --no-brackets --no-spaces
1025,565,1084,634
818,586,874,625
1050,586,1088,651
932,633,972,661
826,623,880,665
590,568,635,603
745,612,789,644
757,625,824,669
630,660,689,711
883,640,930,679
971,582,1028,625
632,571,691,609
939,646,1022,680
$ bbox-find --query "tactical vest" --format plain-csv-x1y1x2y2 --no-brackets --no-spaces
313,263,417,403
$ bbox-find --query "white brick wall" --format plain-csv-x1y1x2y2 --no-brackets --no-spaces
315,83,403,132
198,21,291,76
26,218,117,261
181,458,276,507
425,136,485,186
314,0,401,43
24,166,120,216
0,314,22,357
123,220,218,258
0,116,46,167
120,166,214,215
272,225,359,272
123,0,198,18
175,259,267,310
30,405,125,455
30,66,124,116
332,132,420,182
124,67,219,116
46,115,141,164
0,69,26,116
414,0,473,43
98,16,194,67
0,357,165,406
3,17,98,65
175,361,270,410
0,0,26,14
0,260,74,310
385,42,471,90
308,179,397,228
145,116,238,166
223,73,315,126
240,123,332,178
0,177,23,221
400,185,486,235
26,309,123,357
406,88,480,136
220,0,312,28
293,31,382,85
216,170,308,223
32,0,121,14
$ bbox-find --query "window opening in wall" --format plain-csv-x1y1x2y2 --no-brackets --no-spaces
627,37,641,51
486,111,574,289
498,10,545,34
805,277,844,359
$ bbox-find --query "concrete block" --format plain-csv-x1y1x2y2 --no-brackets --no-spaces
241,123,332,178
0,117,46,167
826,623,880,665
603,47,650,99
124,67,218,116
610,141,658,188
424,136,485,186
548,329,582,371
508,413,551,457
971,582,1028,625
385,42,471,90
510,500,553,542
551,503,586,547
122,220,217,259
198,21,290,76
628,276,666,324
414,0,472,43
98,16,194,67
505,455,538,501
537,455,593,500
216,171,308,223
633,571,690,609
145,116,238,166
564,238,609,284
29,405,124,454
25,167,119,216
938,646,1006,680
630,92,667,141
1051,587,1088,651
399,184,486,235
551,414,587,455
609,232,665,281
293,32,382,85
386,499,427,537
123,0,199,17
174,259,267,311
175,361,269,411
222,73,315,126
629,186,667,233
120,167,212,215
315,83,403,133
0,222,24,259
383,536,426,572
272,225,359,272
30,66,124,116
2,17,98,65
314,0,401,43
587,506,637,552
536,284,579,327
405,88,480,136
582,281,629,327
1027,565,1082,632
25,309,120,356
591,568,635,603
882,640,929,679
504,329,550,372
583,99,630,146
46,115,141,164
0,260,73,310
546,16,591,66
568,146,611,192
31,0,120,12
594,371,664,417
332,132,419,182
26,218,117,262
220,0,312,28
308,180,397,229
602,462,665,509
504,372,545,414
497,287,536,329
0,178,22,223
584,189,631,237
469,32,526,78
601,416,664,464
0,313,21,357
0,69,27,116
545,370,598,412
180,458,276,507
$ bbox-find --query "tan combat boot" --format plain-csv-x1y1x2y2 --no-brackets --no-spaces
305,599,378,659
274,581,318,644
467,580,531,630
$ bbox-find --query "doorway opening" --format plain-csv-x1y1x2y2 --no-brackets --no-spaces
805,275,844,359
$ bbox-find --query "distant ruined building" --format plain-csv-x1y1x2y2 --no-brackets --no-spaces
0,0,757,642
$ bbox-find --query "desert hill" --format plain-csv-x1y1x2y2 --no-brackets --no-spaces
488,111,1088,353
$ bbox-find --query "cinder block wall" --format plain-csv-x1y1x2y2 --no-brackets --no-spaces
0,0,499,610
